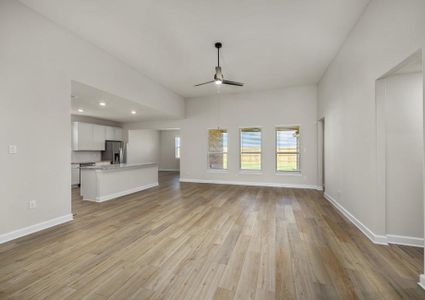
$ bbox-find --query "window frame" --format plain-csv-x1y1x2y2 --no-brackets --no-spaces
175,136,181,159
275,126,301,173
239,127,263,172
207,128,229,171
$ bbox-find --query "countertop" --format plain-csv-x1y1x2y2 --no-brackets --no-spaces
80,162,157,171
71,161,111,165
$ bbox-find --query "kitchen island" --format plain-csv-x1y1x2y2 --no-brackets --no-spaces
80,163,158,202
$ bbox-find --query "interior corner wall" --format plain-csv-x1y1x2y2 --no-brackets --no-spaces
159,130,180,171
0,0,181,239
318,0,425,238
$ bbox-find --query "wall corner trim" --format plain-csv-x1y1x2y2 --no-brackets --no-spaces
323,193,424,247
419,274,425,290
0,214,74,245
180,178,322,190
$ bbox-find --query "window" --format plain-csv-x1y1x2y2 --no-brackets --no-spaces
175,136,181,159
240,128,262,171
276,127,300,172
208,129,228,170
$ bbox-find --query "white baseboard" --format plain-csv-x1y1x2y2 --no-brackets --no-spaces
159,169,180,172
94,182,159,202
387,234,424,248
323,193,388,245
324,193,424,247
419,274,425,290
0,214,73,244
180,178,322,190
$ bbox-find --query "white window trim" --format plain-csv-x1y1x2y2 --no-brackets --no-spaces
239,126,263,172
274,125,302,174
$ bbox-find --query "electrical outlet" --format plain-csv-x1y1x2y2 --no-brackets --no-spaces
29,200,37,209
8,145,17,154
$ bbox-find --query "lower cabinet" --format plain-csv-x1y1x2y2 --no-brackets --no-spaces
71,165,80,185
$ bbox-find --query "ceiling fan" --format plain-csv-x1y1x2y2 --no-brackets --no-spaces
195,42,244,87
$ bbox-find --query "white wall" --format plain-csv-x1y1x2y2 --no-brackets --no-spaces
125,85,318,188
318,0,425,243
159,130,180,171
0,0,182,239
127,130,159,164
381,72,423,238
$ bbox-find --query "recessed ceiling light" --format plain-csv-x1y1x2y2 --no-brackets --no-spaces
99,102,106,106
131,110,136,115
78,108,84,113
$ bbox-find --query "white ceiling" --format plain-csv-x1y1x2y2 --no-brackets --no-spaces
71,81,164,123
21,0,370,98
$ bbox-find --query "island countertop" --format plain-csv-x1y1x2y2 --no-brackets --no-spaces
80,162,157,171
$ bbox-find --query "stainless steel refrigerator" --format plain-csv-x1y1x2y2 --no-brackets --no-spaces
101,141,125,164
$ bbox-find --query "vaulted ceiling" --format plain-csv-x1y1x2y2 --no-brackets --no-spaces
20,0,370,98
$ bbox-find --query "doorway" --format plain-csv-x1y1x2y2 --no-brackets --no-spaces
158,129,181,172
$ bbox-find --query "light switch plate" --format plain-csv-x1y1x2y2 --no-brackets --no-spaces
29,200,37,209
8,145,17,154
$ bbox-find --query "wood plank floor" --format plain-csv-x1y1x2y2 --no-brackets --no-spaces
0,172,424,299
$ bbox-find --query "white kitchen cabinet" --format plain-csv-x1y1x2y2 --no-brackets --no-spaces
72,122,122,151
93,125,106,151
106,126,115,141
106,125,122,141
72,122,94,150
113,127,123,141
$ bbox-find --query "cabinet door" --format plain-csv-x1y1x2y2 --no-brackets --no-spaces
114,127,123,141
106,126,115,140
76,122,94,150
93,125,106,150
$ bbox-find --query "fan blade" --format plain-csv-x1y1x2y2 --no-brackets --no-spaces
222,79,244,86
194,80,215,87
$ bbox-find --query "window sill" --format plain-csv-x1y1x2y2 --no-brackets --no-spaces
207,169,228,174
275,171,302,176
239,170,263,175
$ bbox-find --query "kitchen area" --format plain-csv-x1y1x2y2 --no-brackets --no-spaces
70,81,159,204
71,122,125,187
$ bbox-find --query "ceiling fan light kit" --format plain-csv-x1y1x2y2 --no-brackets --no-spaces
195,42,244,87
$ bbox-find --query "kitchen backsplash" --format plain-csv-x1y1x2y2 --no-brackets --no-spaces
71,151,101,163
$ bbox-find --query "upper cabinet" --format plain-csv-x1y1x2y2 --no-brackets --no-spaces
106,126,122,141
113,127,123,141
72,122,122,151
93,124,106,150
